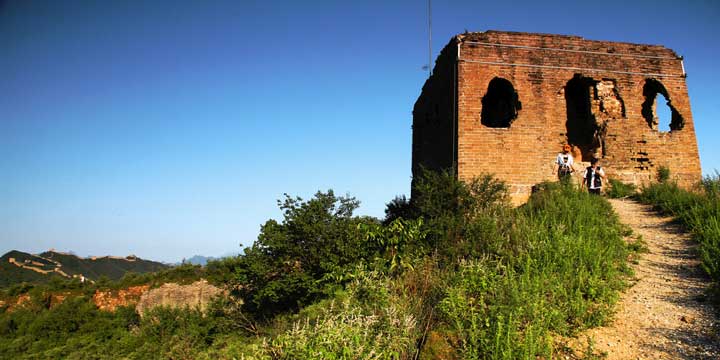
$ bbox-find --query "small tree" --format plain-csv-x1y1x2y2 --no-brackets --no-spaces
234,190,375,319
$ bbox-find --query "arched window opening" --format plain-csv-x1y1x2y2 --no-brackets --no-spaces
642,79,684,132
481,77,521,128
565,75,602,161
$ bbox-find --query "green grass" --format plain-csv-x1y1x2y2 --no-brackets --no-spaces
436,182,631,359
0,177,637,359
636,173,720,298
605,179,637,198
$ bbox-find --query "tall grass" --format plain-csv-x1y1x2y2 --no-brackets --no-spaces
436,182,631,359
258,268,419,359
636,173,720,293
605,179,637,199
0,176,637,359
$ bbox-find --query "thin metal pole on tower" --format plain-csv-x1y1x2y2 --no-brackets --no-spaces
428,0,432,78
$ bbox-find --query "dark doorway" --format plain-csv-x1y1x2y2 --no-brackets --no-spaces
565,75,601,161
481,77,521,128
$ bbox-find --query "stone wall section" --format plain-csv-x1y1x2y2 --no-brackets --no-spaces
413,31,702,203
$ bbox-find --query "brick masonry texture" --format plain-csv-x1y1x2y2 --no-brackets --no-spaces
412,31,702,203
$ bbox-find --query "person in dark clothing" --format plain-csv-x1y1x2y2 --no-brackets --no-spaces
582,157,607,195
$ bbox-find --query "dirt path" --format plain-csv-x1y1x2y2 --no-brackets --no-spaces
571,198,719,359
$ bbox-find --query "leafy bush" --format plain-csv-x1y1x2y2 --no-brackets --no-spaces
0,291,255,359
3,283,34,297
232,190,377,319
411,168,510,259
657,165,671,183
383,194,417,225
360,217,428,274
0,295,143,359
606,178,637,198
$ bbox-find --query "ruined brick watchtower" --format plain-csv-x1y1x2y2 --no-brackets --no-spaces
412,31,702,202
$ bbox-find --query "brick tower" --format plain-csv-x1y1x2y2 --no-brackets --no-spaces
412,31,702,203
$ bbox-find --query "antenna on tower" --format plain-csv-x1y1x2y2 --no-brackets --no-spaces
427,0,432,78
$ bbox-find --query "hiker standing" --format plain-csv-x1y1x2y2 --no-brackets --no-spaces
554,144,575,181
582,158,607,195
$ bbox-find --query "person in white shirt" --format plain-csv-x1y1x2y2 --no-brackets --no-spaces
554,144,575,181
582,157,607,195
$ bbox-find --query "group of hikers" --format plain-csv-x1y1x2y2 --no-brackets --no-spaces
554,144,607,194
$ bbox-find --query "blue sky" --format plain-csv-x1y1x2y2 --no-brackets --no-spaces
1,0,718,263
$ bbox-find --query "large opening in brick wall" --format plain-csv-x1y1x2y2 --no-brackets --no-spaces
481,77,521,128
642,78,684,132
565,75,601,161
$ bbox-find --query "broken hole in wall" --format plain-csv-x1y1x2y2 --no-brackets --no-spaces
597,79,625,118
565,74,602,161
481,77,521,128
642,78,684,132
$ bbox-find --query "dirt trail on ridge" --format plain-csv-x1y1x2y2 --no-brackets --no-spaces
570,198,719,359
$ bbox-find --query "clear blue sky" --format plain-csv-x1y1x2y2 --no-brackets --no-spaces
2,0,718,263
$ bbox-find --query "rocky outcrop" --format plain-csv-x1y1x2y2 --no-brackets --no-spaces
136,280,224,316
3,280,226,315
93,285,150,312
50,293,67,308
3,294,31,312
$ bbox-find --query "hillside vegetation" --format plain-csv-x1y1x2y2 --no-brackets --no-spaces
636,171,720,297
0,250,169,288
1,171,643,359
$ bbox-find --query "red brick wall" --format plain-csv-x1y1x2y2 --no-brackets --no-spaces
414,31,701,203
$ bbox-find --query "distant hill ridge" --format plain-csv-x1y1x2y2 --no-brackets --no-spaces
0,250,169,288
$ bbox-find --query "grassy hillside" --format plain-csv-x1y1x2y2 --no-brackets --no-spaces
0,250,169,288
0,264,61,289
0,251,65,288
0,172,644,359
39,251,168,280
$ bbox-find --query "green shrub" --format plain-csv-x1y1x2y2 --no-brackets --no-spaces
233,190,377,319
437,182,629,359
606,179,637,198
383,194,417,224
411,168,510,260
701,170,720,197
260,267,419,359
3,282,34,297
360,217,428,274
657,165,671,183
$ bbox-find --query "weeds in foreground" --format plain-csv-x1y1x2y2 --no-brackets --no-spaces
436,182,630,359
637,172,720,301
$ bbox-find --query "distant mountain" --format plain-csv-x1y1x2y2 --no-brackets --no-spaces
183,255,214,266
181,252,239,266
0,250,170,287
